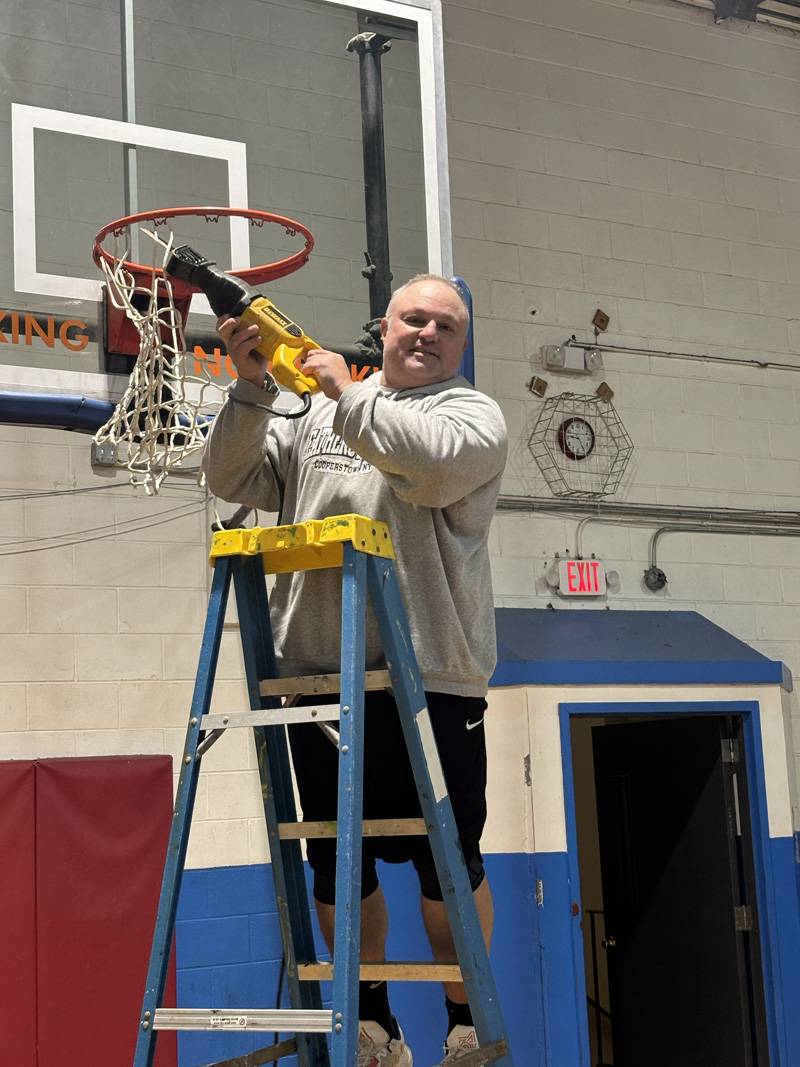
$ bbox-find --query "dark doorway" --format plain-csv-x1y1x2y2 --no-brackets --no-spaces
575,713,769,1067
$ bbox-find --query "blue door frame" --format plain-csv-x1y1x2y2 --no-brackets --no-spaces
557,699,793,1067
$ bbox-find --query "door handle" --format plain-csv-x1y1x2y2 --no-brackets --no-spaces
601,936,617,949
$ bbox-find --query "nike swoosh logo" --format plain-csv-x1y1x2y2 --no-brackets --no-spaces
465,717,485,731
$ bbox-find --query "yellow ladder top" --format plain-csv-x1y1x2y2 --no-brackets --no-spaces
209,513,396,574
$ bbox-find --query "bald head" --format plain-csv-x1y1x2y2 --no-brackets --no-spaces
386,274,470,328
380,276,470,390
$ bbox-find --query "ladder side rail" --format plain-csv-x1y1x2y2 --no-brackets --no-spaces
366,555,515,1066
232,555,331,1067
133,557,234,1067
329,544,369,1067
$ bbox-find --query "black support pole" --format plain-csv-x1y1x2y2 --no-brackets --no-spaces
347,31,393,320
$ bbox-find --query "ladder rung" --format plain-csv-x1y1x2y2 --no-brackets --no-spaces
199,1037,298,1067
259,669,391,697
297,961,462,982
201,706,341,730
279,818,427,840
153,1008,332,1032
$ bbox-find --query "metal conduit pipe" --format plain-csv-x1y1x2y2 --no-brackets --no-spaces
573,514,666,559
644,521,800,591
573,513,800,559
503,497,800,591
648,523,800,571
570,514,800,592
498,494,800,528
563,336,800,374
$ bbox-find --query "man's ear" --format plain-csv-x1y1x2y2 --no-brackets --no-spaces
380,317,389,338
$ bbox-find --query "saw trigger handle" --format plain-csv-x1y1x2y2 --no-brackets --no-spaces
270,343,320,397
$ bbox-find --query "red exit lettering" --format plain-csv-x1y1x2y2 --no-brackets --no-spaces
558,558,606,597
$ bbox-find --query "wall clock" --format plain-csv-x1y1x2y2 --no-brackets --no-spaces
557,416,596,461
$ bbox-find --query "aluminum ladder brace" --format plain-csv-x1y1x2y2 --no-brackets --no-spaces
132,514,513,1067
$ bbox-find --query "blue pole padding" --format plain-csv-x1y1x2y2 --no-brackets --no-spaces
0,392,116,433
0,392,216,435
451,276,475,385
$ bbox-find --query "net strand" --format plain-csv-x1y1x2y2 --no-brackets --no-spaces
94,228,228,494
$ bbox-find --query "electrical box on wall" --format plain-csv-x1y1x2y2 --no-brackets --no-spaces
541,343,603,374
542,344,585,372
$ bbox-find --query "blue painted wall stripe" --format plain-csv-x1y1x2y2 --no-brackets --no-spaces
174,840,800,1067
176,854,542,1067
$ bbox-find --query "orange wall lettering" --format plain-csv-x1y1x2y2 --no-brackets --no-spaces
24,315,55,348
0,311,89,353
59,320,89,352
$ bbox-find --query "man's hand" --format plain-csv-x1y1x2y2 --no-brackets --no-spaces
301,349,354,401
217,316,267,387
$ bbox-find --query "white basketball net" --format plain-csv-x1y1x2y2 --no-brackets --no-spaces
94,231,227,494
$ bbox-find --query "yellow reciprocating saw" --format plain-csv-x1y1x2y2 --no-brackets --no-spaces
165,244,320,406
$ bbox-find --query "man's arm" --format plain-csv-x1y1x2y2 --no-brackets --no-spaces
332,386,508,508
201,317,296,509
202,378,299,510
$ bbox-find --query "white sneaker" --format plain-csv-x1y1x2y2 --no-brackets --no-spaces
437,1024,479,1063
357,1019,413,1066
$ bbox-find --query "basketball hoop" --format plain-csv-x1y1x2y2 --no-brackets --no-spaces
93,206,314,358
91,206,315,494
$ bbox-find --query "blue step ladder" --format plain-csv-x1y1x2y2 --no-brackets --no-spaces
133,514,513,1067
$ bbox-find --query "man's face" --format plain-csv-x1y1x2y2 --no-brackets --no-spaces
380,280,469,390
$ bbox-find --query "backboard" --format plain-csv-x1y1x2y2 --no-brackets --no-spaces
1,0,451,404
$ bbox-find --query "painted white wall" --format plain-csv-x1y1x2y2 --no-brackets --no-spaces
491,682,792,853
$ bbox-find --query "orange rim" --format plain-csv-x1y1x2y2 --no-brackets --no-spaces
92,206,314,290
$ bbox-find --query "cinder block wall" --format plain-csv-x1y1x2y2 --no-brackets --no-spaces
0,421,265,867
444,0,800,808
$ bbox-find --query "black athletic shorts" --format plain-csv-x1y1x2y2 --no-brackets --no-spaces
288,690,488,903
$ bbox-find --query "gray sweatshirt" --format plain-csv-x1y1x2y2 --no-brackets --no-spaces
202,372,508,697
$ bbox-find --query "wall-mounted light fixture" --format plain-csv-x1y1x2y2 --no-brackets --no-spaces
540,339,604,374
540,307,610,375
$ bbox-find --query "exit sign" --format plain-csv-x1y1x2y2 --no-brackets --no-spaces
558,558,607,597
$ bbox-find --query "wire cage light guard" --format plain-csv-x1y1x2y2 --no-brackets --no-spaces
528,392,634,500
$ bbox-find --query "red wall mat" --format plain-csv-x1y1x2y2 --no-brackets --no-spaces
36,756,177,1067
0,762,37,1067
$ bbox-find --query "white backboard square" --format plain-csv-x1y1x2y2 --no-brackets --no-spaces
12,104,250,318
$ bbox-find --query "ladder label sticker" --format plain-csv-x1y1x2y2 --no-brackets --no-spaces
416,706,447,802
211,1015,248,1029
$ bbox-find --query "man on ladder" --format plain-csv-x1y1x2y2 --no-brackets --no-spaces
204,274,508,1066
